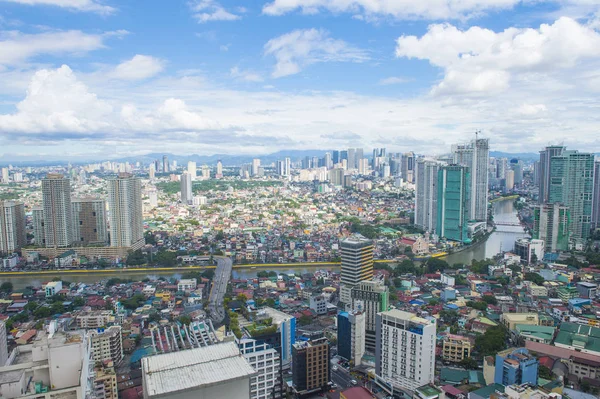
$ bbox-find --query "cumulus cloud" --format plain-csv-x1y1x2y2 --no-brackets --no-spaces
0,0,115,14
111,55,165,80
230,67,263,82
379,76,412,85
517,103,548,116
262,0,524,20
395,17,600,95
264,28,368,78
190,0,241,23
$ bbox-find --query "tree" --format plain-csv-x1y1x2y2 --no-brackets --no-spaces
0,282,13,293
34,306,53,318
144,231,157,246
467,301,488,311
73,297,85,307
481,295,498,305
425,258,449,273
459,357,479,370
51,302,65,314
149,312,162,323
524,272,545,285
178,315,192,325
24,301,38,312
201,269,214,280
155,250,177,267
236,293,248,303
395,260,417,276
538,365,553,380
126,249,146,266
299,315,312,326
475,325,508,357
257,271,269,278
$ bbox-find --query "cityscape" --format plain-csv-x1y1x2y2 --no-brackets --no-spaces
1,1,600,399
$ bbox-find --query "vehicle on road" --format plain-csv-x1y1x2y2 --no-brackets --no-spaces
332,366,338,371
351,379,357,385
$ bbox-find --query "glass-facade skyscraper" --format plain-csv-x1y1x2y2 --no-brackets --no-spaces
437,165,470,242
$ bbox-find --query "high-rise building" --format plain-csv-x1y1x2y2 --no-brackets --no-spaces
357,159,369,175
400,152,415,184
216,160,223,178
548,150,594,242
332,151,340,165
538,145,565,204
252,159,261,176
261,307,296,369
375,309,436,392
355,148,364,169
162,155,169,173
71,198,107,245
201,165,210,179
238,338,282,399
510,159,523,186
415,159,442,233
339,235,374,306
107,173,144,249
337,310,366,366
0,321,8,367
533,203,570,252
89,326,123,366
42,173,73,248
180,171,193,205
351,280,389,353
593,161,600,230
494,348,539,386
187,161,197,180
324,152,333,169
32,207,45,246
148,164,155,179
505,169,515,191
0,201,26,254
292,337,330,396
1,168,9,183
329,168,345,187
452,137,489,221
437,165,470,242
347,148,356,170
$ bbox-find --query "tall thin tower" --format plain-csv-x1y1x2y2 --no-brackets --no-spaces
42,173,73,248
107,173,144,249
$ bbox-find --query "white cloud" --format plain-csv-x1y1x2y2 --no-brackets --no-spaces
230,67,263,82
264,28,368,78
0,30,110,66
395,17,600,95
517,103,548,116
379,76,411,85
190,0,241,23
0,0,115,14
111,55,165,80
262,0,525,20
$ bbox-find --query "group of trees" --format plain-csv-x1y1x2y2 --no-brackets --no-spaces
126,249,179,267
475,325,508,357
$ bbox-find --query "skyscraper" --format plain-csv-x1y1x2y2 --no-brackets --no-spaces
252,159,261,176
107,173,144,249
375,309,436,391
592,161,600,230
187,161,197,180
332,151,340,165
0,201,26,254
533,203,570,252
355,148,364,169
347,148,356,170
401,152,415,183
292,337,330,396
0,321,7,367
162,155,169,173
284,157,291,176
32,207,45,246
452,137,489,221
180,172,193,205
149,164,155,179
538,145,565,204
216,160,223,178
351,280,389,353
324,152,333,169
548,150,594,242
415,159,442,233
71,198,107,245
339,235,374,306
337,310,366,366
42,173,73,248
437,165,470,242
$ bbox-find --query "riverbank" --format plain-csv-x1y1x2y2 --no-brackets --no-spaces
489,195,519,203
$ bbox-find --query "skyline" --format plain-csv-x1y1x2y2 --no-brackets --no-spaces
0,1,599,160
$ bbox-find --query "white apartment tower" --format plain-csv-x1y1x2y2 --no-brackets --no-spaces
180,171,193,205
42,173,73,248
107,173,144,248
0,201,26,254
452,136,489,221
71,198,107,245
376,309,436,392
415,159,443,233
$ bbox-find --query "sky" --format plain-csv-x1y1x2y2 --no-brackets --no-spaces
0,0,600,161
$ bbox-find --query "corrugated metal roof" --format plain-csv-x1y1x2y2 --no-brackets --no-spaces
142,342,256,397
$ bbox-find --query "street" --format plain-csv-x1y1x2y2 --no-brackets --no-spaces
207,256,232,324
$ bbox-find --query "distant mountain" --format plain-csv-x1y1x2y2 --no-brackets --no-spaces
490,151,539,161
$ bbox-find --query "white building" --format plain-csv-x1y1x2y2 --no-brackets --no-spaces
45,281,62,297
238,338,282,399
260,307,296,369
142,342,256,399
107,173,144,249
376,309,436,392
415,159,443,233
0,201,26,254
452,137,490,221
178,278,197,292
187,161,197,180
180,171,193,205
441,274,455,287
0,321,7,367
42,174,73,248
89,326,123,365
76,311,114,329
309,295,327,315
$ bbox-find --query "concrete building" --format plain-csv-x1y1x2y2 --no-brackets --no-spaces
45,281,62,297
142,342,256,399
0,322,7,367
494,348,538,386
42,173,73,248
261,307,296,369
401,152,415,183
592,160,600,229
538,145,565,204
71,198,107,245
238,338,282,399
533,203,570,252
554,322,600,357
501,313,541,331
340,235,374,306
437,165,470,242
337,310,366,366
505,170,515,191
162,155,169,173
351,280,389,353
180,171,193,205
442,334,472,363
415,159,442,233
514,238,544,264
107,173,144,248
0,202,26,255
309,295,327,315
178,278,197,292
94,361,118,399
576,282,597,299
292,337,330,396
32,207,45,247
89,326,123,366
187,161,197,180
75,311,114,329
375,309,436,392
452,137,489,221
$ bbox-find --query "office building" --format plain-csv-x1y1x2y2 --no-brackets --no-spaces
216,160,223,178
533,203,570,252
505,169,515,191
402,152,415,183
71,198,107,245
148,164,155,179
261,307,296,368
180,171,193,205
442,334,472,363
539,146,565,204
511,159,523,186
415,159,442,233
0,201,26,254
107,173,144,249
452,137,489,221
437,165,470,242
351,280,389,353
494,348,538,386
292,337,330,396
337,310,366,366
0,321,7,367
238,338,282,399
548,150,594,242
76,310,114,329
252,159,261,176
348,148,356,170
32,207,45,246
142,342,256,399
1,168,8,183
593,161,600,229
187,161,197,180
329,168,345,187
340,235,374,306
576,282,597,299
89,326,123,365
513,238,545,264
162,155,169,173
41,173,73,248
375,309,436,391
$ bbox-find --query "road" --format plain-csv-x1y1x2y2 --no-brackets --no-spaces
331,366,362,391
207,257,232,324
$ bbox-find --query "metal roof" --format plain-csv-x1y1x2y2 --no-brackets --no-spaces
142,342,256,397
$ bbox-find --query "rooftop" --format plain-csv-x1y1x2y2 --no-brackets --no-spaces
141,342,256,397
381,309,431,325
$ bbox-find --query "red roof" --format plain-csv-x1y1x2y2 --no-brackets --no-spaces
442,385,465,396
340,387,375,399
538,356,555,369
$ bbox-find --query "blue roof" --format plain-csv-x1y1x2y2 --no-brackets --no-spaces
445,304,459,310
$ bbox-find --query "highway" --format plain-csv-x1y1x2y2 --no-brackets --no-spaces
207,257,232,324
331,365,362,391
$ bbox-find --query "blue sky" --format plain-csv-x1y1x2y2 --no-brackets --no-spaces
0,0,599,161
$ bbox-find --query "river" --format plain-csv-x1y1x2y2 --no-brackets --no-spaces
3,199,526,290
